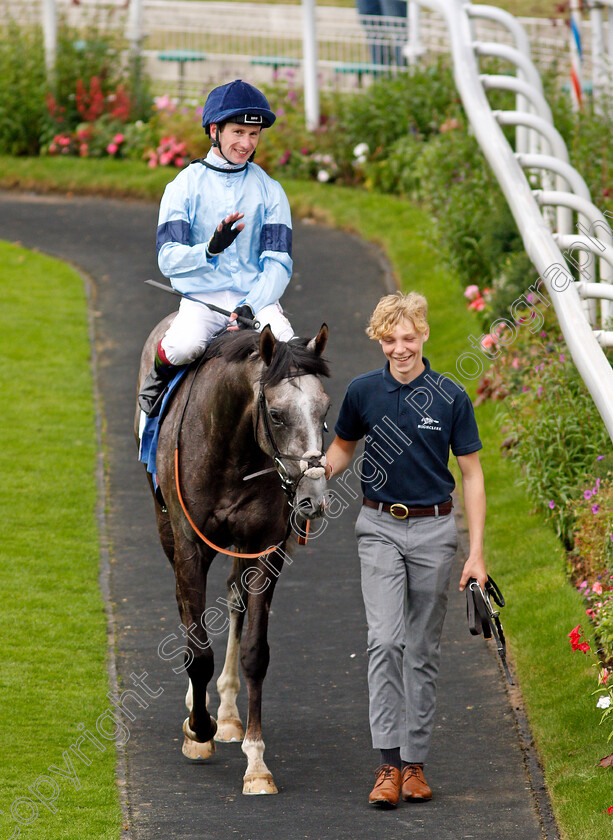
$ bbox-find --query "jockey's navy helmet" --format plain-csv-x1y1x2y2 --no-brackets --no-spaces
202,80,276,135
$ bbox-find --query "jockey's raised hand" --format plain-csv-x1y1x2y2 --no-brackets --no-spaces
206,212,245,256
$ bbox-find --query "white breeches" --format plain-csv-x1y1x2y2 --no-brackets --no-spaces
160,289,294,366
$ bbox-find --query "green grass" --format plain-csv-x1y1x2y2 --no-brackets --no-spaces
0,155,173,200
1,161,612,838
0,242,121,839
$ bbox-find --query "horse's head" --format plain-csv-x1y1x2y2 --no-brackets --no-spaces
255,324,330,519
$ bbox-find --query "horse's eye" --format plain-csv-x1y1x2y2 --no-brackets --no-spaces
269,409,286,425
323,421,329,433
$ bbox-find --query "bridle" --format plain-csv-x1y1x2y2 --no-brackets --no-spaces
247,384,327,502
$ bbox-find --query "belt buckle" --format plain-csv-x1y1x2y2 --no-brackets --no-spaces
390,503,409,520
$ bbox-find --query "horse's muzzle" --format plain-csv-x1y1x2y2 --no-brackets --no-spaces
294,494,326,520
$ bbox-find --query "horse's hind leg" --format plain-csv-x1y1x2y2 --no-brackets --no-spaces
216,560,247,743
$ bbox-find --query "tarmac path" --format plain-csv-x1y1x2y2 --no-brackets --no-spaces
0,190,553,840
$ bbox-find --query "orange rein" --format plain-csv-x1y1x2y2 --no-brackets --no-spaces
174,448,309,557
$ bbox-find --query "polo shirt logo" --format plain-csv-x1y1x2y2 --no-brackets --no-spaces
418,417,442,431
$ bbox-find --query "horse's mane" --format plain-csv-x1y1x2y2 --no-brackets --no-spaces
203,330,330,387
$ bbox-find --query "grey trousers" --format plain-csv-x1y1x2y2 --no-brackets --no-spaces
355,504,457,763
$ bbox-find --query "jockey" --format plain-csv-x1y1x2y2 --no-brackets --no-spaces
139,79,294,415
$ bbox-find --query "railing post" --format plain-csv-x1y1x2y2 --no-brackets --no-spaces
569,0,584,110
42,0,57,83
302,0,320,131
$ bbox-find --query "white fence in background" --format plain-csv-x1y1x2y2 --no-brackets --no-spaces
417,0,613,440
1,0,602,97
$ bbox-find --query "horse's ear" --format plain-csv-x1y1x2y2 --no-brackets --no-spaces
307,323,328,357
259,325,276,366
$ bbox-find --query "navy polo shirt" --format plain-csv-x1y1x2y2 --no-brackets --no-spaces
334,357,482,506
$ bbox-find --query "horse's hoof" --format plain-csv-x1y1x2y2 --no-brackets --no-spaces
181,717,216,760
182,736,216,760
242,773,278,795
215,718,245,743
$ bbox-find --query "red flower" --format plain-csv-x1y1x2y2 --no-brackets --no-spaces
608,805,613,814
568,624,590,652
109,84,131,122
76,77,105,122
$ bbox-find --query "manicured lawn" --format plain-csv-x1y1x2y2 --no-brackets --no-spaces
0,241,122,839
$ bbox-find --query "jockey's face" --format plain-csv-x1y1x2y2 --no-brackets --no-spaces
379,318,429,384
211,122,262,164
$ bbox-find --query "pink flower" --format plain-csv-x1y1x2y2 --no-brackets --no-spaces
511,358,520,369
106,142,118,155
584,489,593,500
464,284,480,300
481,334,496,349
593,504,600,514
593,582,603,595
548,500,555,509
468,296,485,311
559,353,565,363
113,133,125,144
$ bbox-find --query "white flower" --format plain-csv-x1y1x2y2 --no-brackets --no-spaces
317,170,330,183
353,142,369,158
354,155,367,166
597,695,612,709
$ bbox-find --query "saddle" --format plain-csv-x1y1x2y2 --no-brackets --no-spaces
466,576,514,685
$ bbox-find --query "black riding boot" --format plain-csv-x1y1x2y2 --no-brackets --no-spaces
138,347,179,416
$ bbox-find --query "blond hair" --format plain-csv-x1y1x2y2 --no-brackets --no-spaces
366,292,429,340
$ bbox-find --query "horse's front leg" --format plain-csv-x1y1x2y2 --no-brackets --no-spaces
215,559,247,743
240,549,285,795
173,539,218,760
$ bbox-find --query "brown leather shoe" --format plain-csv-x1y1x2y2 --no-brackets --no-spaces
368,764,402,808
402,764,432,801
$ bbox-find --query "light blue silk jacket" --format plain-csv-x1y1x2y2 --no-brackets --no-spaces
156,149,293,313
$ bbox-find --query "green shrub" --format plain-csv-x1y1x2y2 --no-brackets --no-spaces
486,309,613,547
0,21,47,155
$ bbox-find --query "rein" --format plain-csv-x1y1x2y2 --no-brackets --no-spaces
173,356,320,558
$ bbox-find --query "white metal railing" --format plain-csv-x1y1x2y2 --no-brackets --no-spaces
414,0,613,440
2,0,602,96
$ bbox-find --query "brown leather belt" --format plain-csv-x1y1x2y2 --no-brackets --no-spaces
362,497,453,519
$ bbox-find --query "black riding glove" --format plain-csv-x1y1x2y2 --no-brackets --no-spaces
232,303,255,330
206,218,242,256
